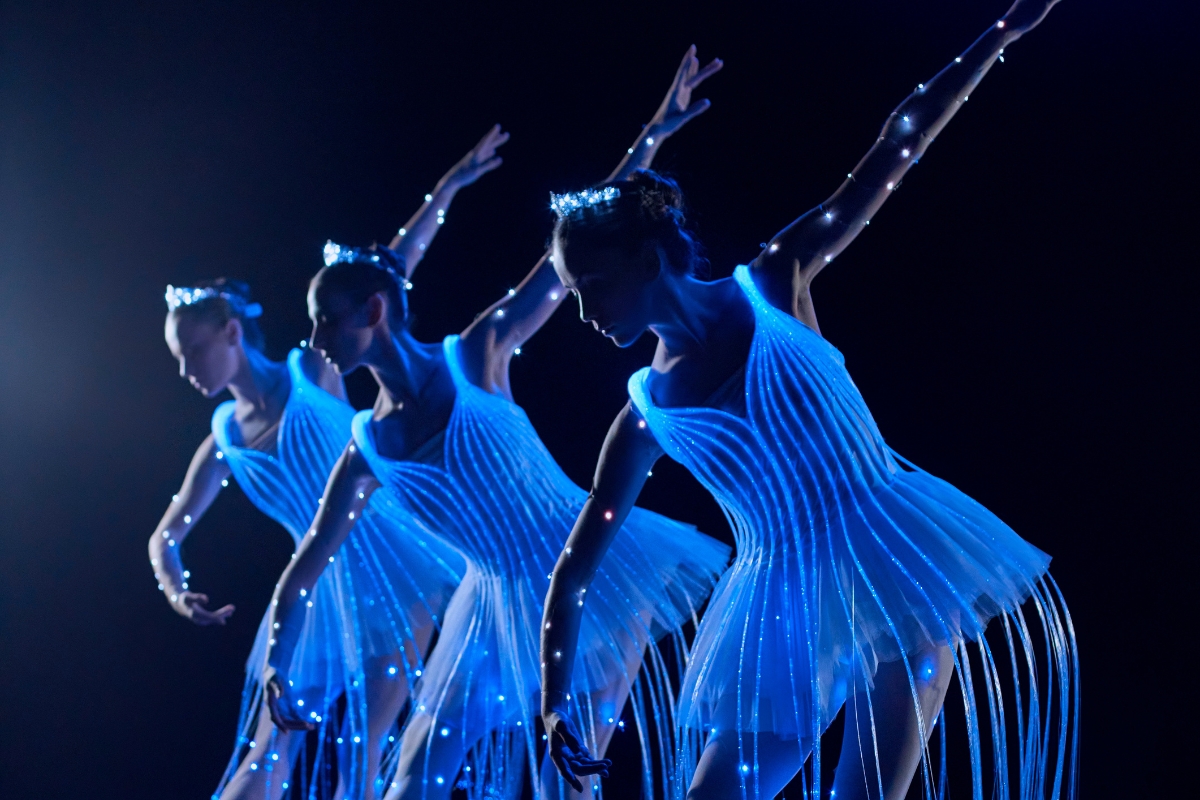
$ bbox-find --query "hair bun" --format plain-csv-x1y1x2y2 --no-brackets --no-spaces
625,169,685,224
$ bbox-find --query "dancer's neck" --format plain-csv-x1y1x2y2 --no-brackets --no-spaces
226,346,288,412
366,328,444,411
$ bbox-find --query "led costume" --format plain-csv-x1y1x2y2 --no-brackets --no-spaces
212,348,464,798
628,266,1078,798
351,335,730,799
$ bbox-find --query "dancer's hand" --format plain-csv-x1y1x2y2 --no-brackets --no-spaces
264,668,316,732
1000,0,1062,36
646,45,723,140
543,709,611,792
440,124,509,190
173,590,235,626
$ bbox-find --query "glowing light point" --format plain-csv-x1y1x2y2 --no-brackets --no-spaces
768,243,779,253
513,347,522,356
216,451,223,459
436,777,445,786
415,669,422,676
637,419,646,429
271,752,280,761
436,217,444,225
328,556,334,563
824,212,833,221
221,479,229,487
425,194,433,202
348,512,355,520
358,492,365,499
549,291,559,301
353,736,361,744
901,148,910,157
627,148,634,154
398,228,407,236
825,255,833,263
507,288,516,296
887,182,895,190
740,764,750,774
299,588,307,597
250,763,258,771
955,57,962,63
495,309,505,318
172,494,179,502
603,510,614,521
646,136,654,145
388,666,397,675
440,727,450,737
997,20,1005,28
405,281,414,290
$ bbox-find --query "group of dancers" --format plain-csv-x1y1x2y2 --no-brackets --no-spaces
149,3,1078,799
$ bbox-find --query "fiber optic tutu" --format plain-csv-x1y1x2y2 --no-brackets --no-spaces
352,336,730,783
629,266,1076,759
212,348,463,791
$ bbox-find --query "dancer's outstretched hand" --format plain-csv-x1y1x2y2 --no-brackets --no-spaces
264,668,316,732
174,591,235,626
647,45,723,140
1001,0,1062,35
544,710,611,793
442,124,510,190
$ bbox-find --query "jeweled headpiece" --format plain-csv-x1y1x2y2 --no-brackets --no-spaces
549,186,620,218
322,240,409,290
164,285,263,318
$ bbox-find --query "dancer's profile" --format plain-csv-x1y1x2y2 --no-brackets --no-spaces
260,52,731,800
541,4,1077,800
151,127,510,800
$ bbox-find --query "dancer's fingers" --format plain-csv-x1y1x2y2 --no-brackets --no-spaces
687,58,724,88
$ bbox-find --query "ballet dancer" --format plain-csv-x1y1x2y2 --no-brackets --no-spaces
541,5,1077,799
151,126,509,799
261,50,731,800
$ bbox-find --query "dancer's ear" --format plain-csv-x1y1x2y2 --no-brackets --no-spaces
224,317,244,347
365,292,387,327
635,241,665,283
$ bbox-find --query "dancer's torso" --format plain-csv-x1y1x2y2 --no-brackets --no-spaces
356,336,583,580
213,349,366,544
631,266,900,556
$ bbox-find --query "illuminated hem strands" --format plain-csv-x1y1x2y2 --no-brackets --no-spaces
352,336,730,800
628,266,1079,800
211,349,463,800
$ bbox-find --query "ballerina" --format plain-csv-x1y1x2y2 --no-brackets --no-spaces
150,126,509,800
261,50,731,800
541,5,1077,800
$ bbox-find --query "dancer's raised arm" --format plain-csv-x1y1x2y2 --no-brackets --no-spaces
457,46,722,394
261,442,380,730
386,125,509,278
752,0,1060,331
147,435,235,626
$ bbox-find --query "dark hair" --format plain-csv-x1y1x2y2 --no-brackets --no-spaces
553,169,707,277
169,278,266,351
312,247,410,327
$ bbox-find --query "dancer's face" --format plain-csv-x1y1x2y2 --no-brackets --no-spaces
307,283,376,374
552,240,659,349
164,312,243,398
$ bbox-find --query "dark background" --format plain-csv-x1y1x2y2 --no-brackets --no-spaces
1,0,1194,797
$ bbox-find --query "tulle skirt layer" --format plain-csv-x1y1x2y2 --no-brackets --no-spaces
679,465,1051,737
413,502,729,732
244,509,462,694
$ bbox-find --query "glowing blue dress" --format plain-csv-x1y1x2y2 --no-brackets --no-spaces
628,267,1078,799
352,336,730,798
210,349,464,799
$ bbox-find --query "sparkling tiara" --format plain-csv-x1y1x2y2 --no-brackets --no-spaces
164,285,263,318
549,186,620,218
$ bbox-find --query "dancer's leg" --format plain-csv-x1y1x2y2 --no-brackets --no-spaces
830,643,954,800
219,700,307,800
686,729,812,800
381,708,493,800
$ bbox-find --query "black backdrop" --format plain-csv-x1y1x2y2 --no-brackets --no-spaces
1,1,1194,797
